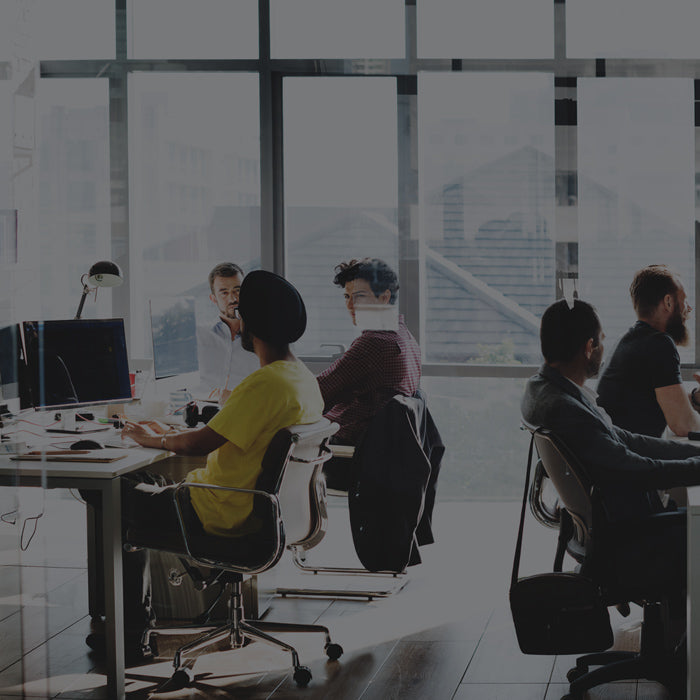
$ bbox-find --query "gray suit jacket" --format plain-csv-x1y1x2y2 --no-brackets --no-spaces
522,364,700,522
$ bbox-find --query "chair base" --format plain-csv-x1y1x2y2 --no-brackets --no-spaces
562,602,684,700
144,574,343,692
276,546,408,600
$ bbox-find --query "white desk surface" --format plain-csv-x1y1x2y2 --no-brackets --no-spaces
0,447,170,479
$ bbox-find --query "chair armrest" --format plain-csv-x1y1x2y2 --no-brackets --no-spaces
172,481,283,573
329,444,355,459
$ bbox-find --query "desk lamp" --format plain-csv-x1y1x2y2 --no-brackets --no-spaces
74,260,123,319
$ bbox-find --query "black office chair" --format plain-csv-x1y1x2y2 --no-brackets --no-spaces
523,424,685,700
125,419,344,691
279,391,443,598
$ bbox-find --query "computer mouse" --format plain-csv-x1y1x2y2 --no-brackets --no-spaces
70,439,104,450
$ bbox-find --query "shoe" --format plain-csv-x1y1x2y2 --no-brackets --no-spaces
86,632,153,666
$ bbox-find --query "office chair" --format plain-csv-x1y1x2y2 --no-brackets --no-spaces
278,391,443,599
125,419,344,691
522,424,684,699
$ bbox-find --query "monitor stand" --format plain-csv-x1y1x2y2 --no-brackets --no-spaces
44,410,111,435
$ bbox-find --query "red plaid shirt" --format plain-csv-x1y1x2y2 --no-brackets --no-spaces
317,315,422,444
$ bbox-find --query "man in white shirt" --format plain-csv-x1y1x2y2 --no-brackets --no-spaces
196,262,259,400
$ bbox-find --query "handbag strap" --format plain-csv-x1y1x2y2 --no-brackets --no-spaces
511,429,537,588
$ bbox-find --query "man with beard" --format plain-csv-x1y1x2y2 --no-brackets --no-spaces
596,265,700,437
85,271,324,661
196,262,259,400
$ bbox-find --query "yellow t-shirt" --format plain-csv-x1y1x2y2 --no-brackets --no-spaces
186,359,323,536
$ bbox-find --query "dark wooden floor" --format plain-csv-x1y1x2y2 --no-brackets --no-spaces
0,494,672,699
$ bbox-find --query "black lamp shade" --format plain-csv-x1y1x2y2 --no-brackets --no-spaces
87,260,123,288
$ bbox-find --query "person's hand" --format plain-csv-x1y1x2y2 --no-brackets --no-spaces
121,421,152,446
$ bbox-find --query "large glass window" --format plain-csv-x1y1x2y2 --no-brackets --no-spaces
129,0,258,59
568,0,700,59
418,0,553,59
22,79,111,323
283,77,398,355
419,73,555,365
578,78,695,360
129,73,260,359
28,0,115,60
271,0,404,59
422,376,531,500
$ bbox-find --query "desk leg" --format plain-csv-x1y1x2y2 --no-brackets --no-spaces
688,507,700,700
85,500,100,619
102,479,125,699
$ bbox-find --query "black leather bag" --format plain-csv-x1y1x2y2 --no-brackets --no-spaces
509,432,613,655
510,571,613,655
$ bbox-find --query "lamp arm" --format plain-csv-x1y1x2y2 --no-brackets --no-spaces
74,284,91,320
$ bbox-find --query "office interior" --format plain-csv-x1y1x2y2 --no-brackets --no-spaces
0,1,697,698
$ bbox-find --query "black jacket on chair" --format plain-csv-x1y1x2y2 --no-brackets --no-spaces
348,392,444,573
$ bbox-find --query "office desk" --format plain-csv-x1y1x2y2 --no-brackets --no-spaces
0,447,169,700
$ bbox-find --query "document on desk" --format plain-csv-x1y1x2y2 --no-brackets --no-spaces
11,449,127,463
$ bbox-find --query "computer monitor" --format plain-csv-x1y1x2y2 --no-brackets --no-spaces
150,297,198,380
19,318,132,411
0,323,21,401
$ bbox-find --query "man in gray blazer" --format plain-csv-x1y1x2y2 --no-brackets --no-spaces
523,298,700,524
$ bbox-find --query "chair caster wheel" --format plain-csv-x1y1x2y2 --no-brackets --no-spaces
157,667,193,693
566,665,587,682
293,666,312,687
325,642,343,660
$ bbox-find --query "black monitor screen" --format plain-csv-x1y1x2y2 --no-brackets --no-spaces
20,318,131,410
0,324,20,400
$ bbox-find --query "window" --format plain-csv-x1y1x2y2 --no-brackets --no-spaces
27,79,110,322
283,77,398,355
129,73,260,358
129,0,258,59
419,73,555,364
568,0,700,59
29,0,115,60
271,0,404,59
418,0,553,59
578,78,695,360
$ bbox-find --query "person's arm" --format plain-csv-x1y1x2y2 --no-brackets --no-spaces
316,335,377,409
122,422,226,456
655,383,700,437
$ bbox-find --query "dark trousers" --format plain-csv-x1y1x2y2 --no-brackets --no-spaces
82,473,200,640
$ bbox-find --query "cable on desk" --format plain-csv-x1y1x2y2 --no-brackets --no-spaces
20,513,42,551
1,509,17,525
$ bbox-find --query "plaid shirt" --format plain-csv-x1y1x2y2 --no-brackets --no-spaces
317,315,422,444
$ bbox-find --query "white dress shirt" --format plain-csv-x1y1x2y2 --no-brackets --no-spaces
196,319,259,395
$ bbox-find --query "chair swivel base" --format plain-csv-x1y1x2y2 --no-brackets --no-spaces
561,603,684,700
145,577,343,693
